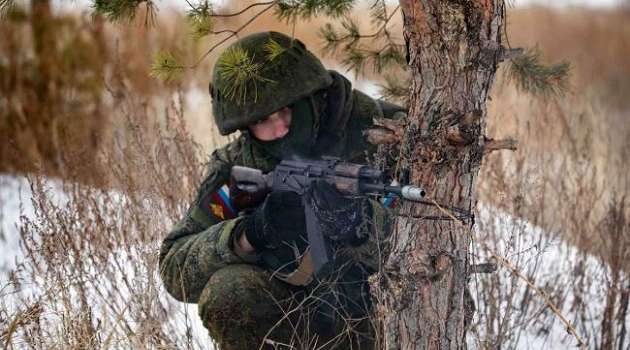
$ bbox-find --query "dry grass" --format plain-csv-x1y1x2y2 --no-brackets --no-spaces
482,6,630,266
0,3,629,350
0,80,209,349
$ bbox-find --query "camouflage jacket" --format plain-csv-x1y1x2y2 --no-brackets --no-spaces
159,71,404,303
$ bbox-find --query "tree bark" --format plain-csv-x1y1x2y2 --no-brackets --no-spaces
377,1,505,349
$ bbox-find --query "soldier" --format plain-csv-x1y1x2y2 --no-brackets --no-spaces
159,31,405,350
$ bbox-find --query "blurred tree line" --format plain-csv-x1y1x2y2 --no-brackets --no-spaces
1,1,108,178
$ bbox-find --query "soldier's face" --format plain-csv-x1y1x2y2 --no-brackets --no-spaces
248,107,292,141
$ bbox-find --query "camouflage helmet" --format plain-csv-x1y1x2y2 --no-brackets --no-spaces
210,31,333,135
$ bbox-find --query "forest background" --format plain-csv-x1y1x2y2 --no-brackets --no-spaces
0,0,629,349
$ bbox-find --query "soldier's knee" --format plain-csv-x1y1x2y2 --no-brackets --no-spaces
198,264,292,349
198,264,270,325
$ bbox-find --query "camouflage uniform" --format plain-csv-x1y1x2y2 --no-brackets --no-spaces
159,32,404,350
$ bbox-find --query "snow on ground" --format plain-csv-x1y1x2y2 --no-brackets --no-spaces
0,175,626,348
470,205,627,349
0,176,33,274
0,175,212,349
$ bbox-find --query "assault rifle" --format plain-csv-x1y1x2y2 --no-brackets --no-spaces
230,156,426,278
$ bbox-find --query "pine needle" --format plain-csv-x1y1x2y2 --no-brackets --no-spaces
216,46,274,104
508,48,571,97
319,23,341,55
187,0,214,39
0,0,15,17
263,38,287,62
342,50,367,76
189,15,213,39
92,0,156,24
378,74,409,105
276,0,355,20
369,0,388,25
150,51,185,82
374,45,405,73
341,17,361,49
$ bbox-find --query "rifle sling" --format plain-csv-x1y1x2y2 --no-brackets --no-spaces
273,249,315,286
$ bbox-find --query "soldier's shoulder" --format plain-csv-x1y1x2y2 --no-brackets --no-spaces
349,90,407,128
351,89,384,123
209,135,247,165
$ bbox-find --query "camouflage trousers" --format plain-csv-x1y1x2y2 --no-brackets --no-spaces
198,264,375,350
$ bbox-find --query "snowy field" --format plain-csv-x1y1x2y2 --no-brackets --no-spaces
0,175,212,349
1,175,627,348
0,176,29,274
469,205,625,349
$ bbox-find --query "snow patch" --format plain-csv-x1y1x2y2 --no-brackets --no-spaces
0,175,213,349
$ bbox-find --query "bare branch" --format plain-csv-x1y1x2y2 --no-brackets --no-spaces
192,1,279,67
469,262,498,274
210,1,275,18
351,5,400,40
364,117,406,145
429,198,588,349
483,137,518,154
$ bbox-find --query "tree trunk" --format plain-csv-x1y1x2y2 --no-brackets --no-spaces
30,0,62,172
377,1,505,349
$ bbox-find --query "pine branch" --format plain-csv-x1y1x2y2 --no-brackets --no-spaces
276,0,355,20
378,74,409,105
320,6,399,47
263,38,288,62
189,16,214,39
0,0,15,17
482,137,518,154
342,49,367,76
340,17,361,49
187,1,213,39
92,0,156,24
210,1,276,18
369,0,388,26
372,44,405,73
150,51,185,82
507,47,571,97
319,23,341,55
193,1,278,67
318,5,402,78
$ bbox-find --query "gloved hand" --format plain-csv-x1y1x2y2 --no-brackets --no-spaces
241,191,306,251
306,180,372,246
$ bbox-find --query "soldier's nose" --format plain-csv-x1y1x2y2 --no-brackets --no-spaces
270,110,290,139
273,122,289,138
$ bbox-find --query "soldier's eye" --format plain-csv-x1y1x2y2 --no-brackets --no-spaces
255,117,268,125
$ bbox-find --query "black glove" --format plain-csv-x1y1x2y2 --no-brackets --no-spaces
306,180,371,246
241,191,306,251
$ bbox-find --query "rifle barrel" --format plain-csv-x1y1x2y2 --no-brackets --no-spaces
361,183,426,202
